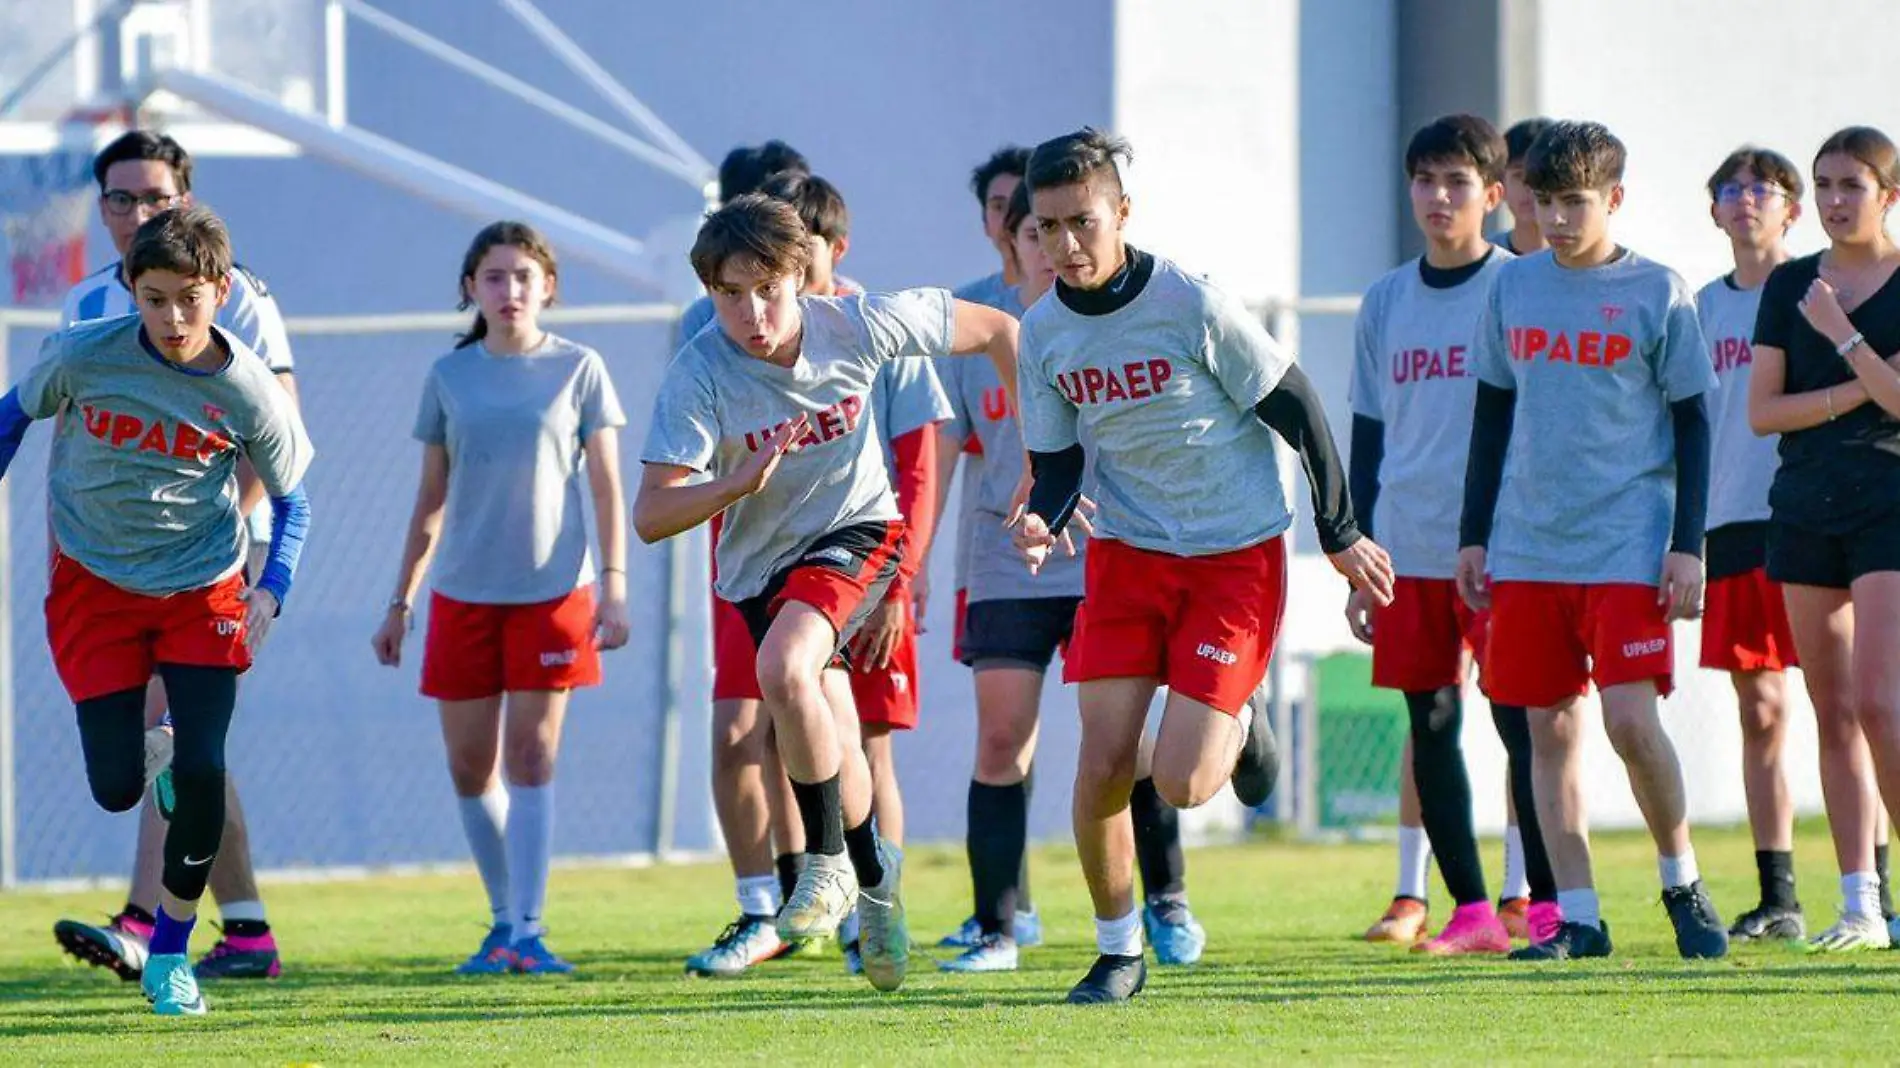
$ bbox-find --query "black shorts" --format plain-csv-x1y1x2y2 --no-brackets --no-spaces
734,520,903,661
959,596,1082,671
1766,513,1900,589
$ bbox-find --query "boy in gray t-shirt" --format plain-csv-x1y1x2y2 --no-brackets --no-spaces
635,194,1019,994
0,207,313,1017
1456,121,1726,964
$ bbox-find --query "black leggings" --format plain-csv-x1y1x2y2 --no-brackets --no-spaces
1408,689,1558,907
76,665,237,902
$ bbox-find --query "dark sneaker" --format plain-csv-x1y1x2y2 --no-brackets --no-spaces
1508,920,1613,961
54,912,152,981
1230,686,1280,808
1065,953,1147,1004
1728,902,1804,942
193,929,282,979
1663,882,1729,959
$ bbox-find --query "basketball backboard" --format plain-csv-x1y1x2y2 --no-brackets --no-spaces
0,0,344,158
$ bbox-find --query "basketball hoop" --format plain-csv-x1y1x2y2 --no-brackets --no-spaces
0,105,131,307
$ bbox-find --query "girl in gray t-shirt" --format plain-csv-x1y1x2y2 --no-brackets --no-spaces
371,223,629,978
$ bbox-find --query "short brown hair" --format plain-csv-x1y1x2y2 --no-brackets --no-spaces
1406,114,1506,184
1026,127,1133,196
690,194,814,287
1706,146,1804,202
1815,126,1900,192
126,205,230,284
1523,120,1626,194
759,172,850,242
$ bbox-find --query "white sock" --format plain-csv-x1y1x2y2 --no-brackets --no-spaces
217,899,267,925
1658,850,1699,891
506,782,555,939
456,786,511,925
736,874,779,918
1557,888,1601,930
1396,825,1432,901
1843,871,1881,919
1095,908,1143,957
1501,826,1530,900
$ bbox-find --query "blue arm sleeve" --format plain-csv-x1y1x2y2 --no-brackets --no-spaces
257,484,311,613
0,388,34,481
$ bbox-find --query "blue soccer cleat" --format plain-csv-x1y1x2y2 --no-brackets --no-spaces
1143,900,1207,966
454,923,514,975
142,952,207,1016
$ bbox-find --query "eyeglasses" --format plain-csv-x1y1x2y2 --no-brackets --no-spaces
100,190,183,216
1715,181,1790,205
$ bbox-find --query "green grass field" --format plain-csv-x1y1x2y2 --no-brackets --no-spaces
1,822,1895,1065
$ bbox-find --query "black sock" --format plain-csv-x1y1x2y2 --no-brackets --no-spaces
1491,702,1557,903
222,919,270,938
1130,777,1185,901
775,853,802,905
1754,849,1797,910
1408,688,1485,906
121,903,156,927
968,781,1028,935
789,776,845,857
844,816,885,888
1877,844,1892,918
1017,768,1034,912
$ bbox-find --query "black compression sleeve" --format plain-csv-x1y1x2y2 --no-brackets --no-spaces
1349,415,1385,543
1026,444,1086,536
1459,382,1516,549
1253,365,1360,554
1670,395,1711,558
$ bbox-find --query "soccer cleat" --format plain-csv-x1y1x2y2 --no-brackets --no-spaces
511,933,576,975
1065,953,1147,1005
1807,912,1891,953
686,916,787,977
1890,913,1900,948
939,908,1043,950
1509,920,1613,961
193,929,281,979
1498,897,1530,941
453,924,515,975
142,952,207,1016
938,932,1019,973
1230,686,1280,808
1728,902,1805,942
1526,901,1564,945
1143,900,1206,966
53,912,151,981
1662,882,1729,960
1414,903,1511,956
856,840,909,992
1364,897,1430,945
777,853,857,942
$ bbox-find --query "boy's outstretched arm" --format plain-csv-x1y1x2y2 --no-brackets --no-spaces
0,388,35,482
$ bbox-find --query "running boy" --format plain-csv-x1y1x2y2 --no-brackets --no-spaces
636,194,1020,994
1456,120,1728,961
1013,129,1394,1004
0,206,313,1015
1695,146,1813,943
1346,114,1559,955
54,129,296,984
372,221,629,976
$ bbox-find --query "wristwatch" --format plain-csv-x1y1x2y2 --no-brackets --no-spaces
387,597,412,614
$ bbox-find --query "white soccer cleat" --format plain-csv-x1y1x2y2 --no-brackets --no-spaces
1807,912,1891,953
856,841,909,992
777,853,857,942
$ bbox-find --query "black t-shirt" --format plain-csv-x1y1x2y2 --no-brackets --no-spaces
1753,252,1900,531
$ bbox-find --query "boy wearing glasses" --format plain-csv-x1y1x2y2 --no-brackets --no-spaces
50,130,296,986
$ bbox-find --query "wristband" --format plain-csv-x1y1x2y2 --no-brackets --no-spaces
1837,332,1866,359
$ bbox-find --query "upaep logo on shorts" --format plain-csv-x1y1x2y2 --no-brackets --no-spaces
1622,638,1667,658
1196,642,1239,666
803,546,856,568
540,649,578,667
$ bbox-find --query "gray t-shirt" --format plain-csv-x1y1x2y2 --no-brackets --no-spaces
17,317,313,596
1697,275,1778,530
941,283,1086,601
678,295,715,345
1474,250,1718,583
1350,252,1512,579
642,289,957,601
944,272,1014,594
1017,255,1294,557
413,334,626,605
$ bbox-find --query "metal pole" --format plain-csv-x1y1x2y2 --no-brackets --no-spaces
653,531,684,858
1263,303,1303,829
324,0,347,127
0,319,17,888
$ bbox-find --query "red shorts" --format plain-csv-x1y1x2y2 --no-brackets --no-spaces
421,588,602,700
1701,567,1798,673
47,554,251,703
849,617,920,730
711,593,762,701
1065,537,1286,715
1484,581,1673,708
1372,577,1489,692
